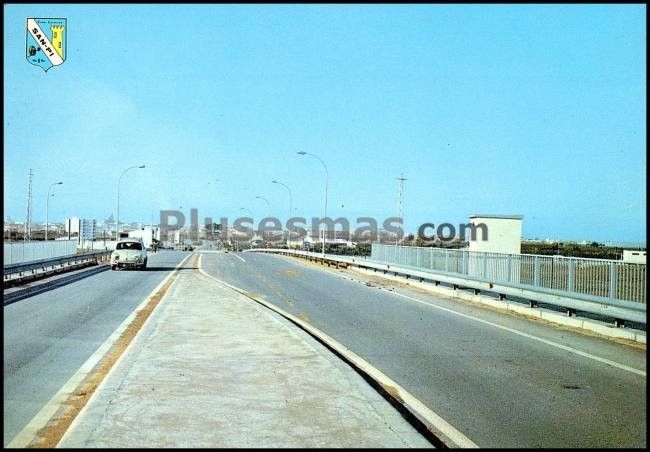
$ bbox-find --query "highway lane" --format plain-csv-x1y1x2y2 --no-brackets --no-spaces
200,251,646,448
3,250,189,446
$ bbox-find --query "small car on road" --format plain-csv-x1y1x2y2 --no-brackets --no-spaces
111,238,148,270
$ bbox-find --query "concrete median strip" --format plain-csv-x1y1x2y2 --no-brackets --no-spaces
197,253,478,448
6,253,194,448
53,253,441,448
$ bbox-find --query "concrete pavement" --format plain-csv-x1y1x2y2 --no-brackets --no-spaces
58,255,432,448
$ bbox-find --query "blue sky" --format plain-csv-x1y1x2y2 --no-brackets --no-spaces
4,4,646,243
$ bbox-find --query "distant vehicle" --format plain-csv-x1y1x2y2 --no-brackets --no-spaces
128,227,158,250
172,244,194,251
111,239,148,270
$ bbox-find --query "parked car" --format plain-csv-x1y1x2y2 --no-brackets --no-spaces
111,239,148,270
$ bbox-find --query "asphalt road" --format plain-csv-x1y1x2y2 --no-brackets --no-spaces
200,251,646,448
3,250,189,446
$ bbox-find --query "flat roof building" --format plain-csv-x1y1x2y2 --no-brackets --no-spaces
467,214,523,255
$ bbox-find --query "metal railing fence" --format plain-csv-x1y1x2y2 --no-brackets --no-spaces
370,244,646,304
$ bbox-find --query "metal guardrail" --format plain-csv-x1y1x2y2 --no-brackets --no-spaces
3,251,112,279
370,244,646,304
3,264,111,305
246,248,646,325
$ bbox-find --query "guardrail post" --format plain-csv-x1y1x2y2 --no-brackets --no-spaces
483,253,488,278
567,260,575,292
507,255,512,283
641,268,648,304
608,262,617,301
533,256,540,286
462,251,468,275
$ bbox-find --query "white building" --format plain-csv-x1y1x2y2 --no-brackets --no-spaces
467,214,523,255
465,214,523,283
65,217,80,235
623,250,646,264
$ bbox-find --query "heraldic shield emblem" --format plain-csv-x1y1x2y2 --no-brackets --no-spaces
26,18,66,72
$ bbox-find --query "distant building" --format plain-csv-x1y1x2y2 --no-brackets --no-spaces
468,214,523,254
623,250,646,264
101,214,116,233
65,217,80,235
66,217,96,243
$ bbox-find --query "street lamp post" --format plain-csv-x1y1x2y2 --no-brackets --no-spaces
45,182,62,241
255,196,271,216
117,165,145,241
271,181,292,222
272,180,292,248
255,196,271,247
297,151,328,257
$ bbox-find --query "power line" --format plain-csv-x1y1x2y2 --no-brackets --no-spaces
397,173,406,244
25,169,33,242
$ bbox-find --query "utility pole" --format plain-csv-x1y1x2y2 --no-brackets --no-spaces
25,168,33,242
396,173,406,245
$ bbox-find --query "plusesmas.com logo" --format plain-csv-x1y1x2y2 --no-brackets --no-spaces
157,209,489,245
26,18,66,72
